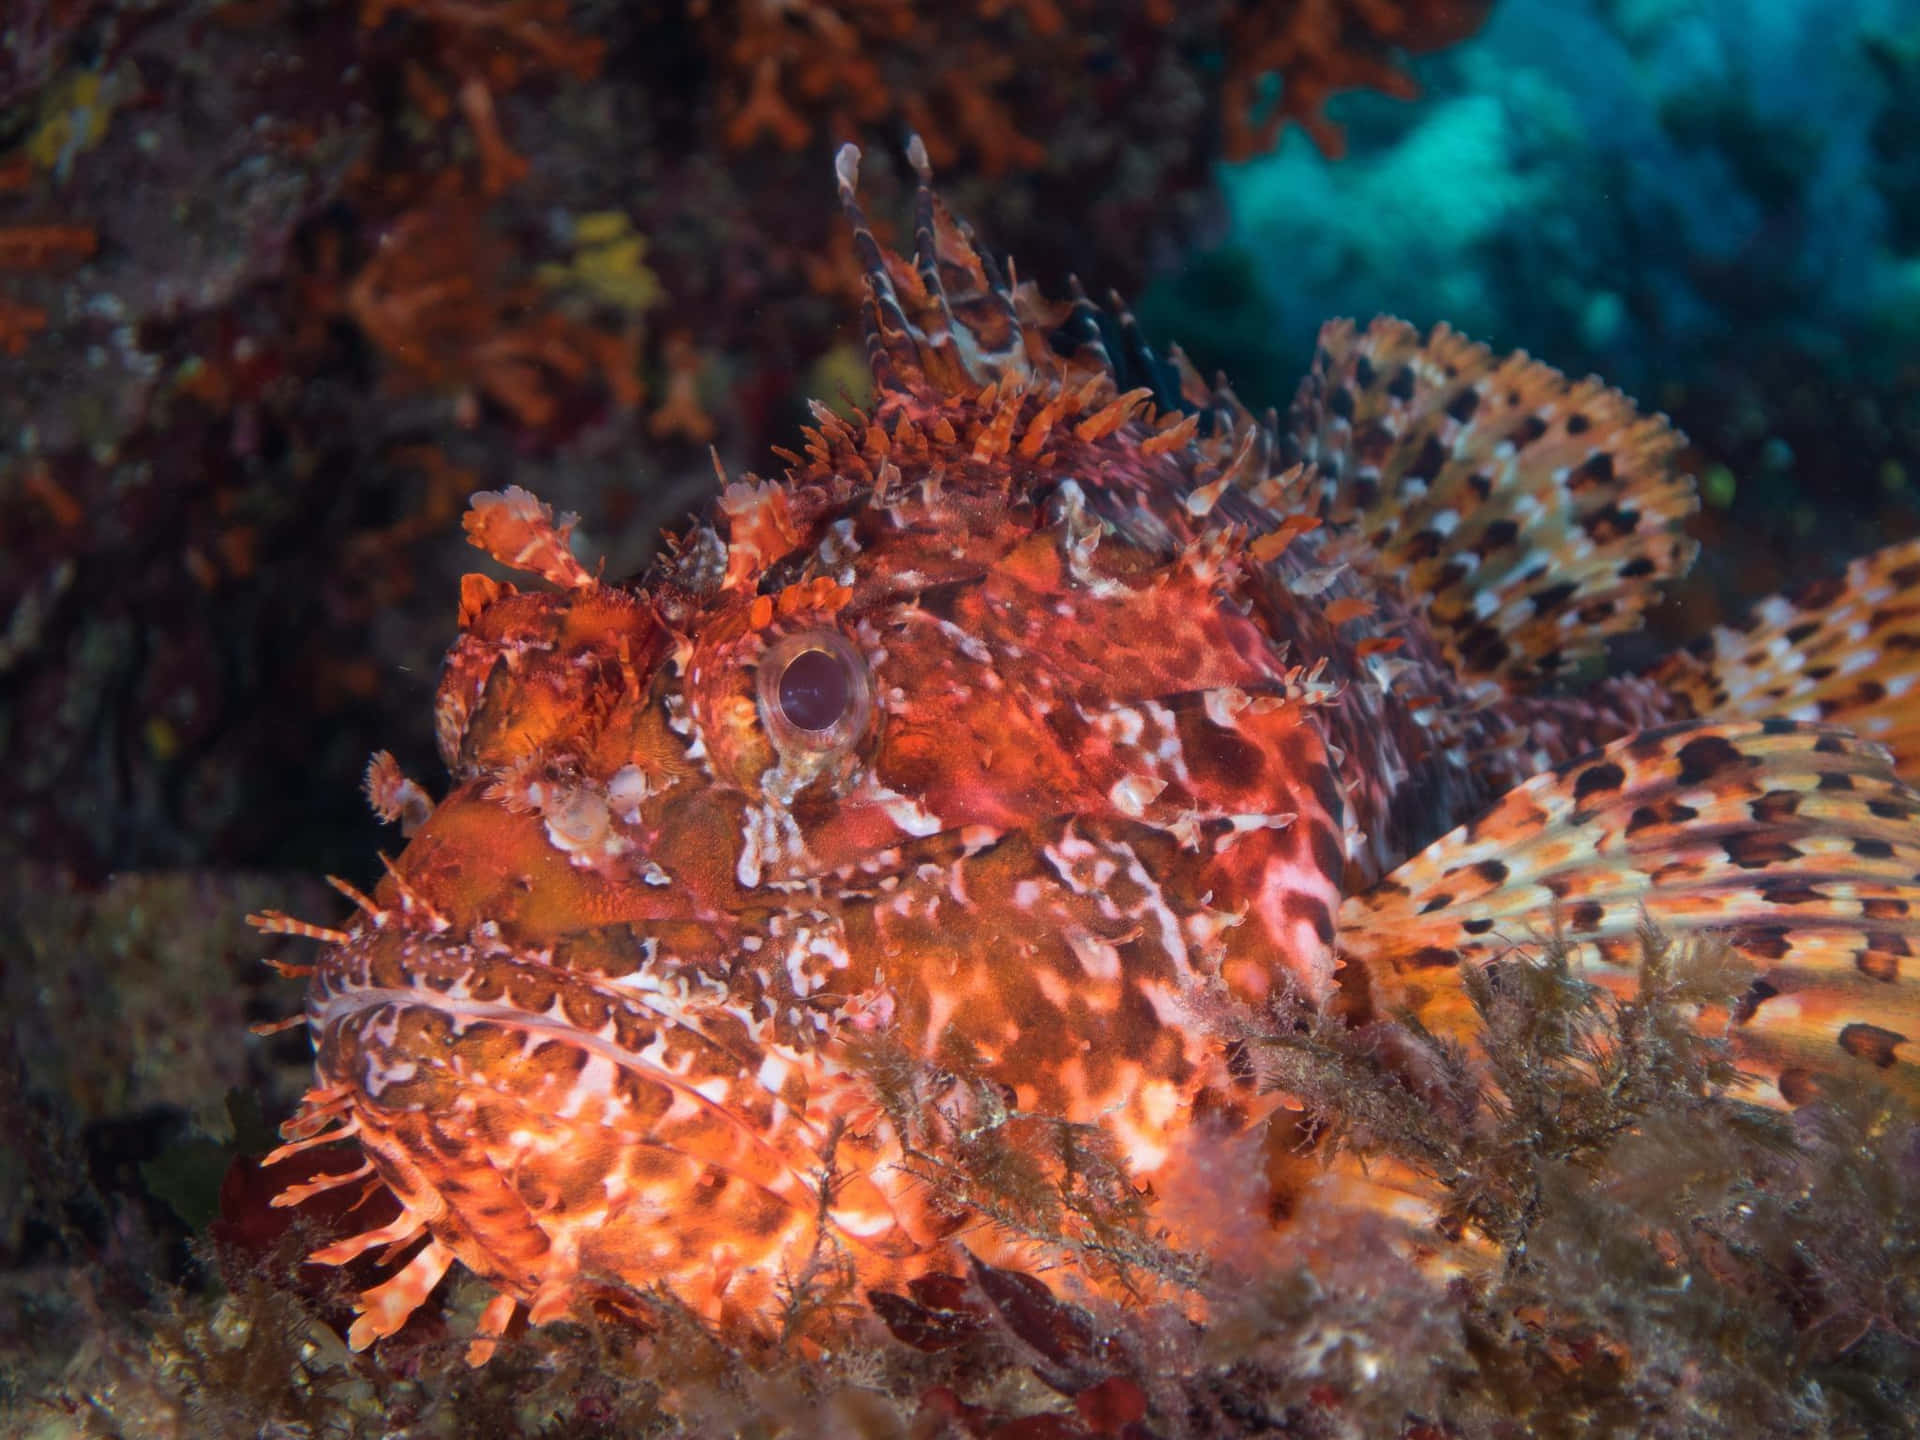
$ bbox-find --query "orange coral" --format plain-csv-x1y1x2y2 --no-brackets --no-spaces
308,2,633,426
0,295,47,355
19,460,81,526
709,1,1493,170
1221,0,1495,159
454,74,532,197
648,330,715,444
342,179,640,430
0,222,92,355
360,0,602,194
361,0,603,91
710,1,1053,174
0,222,95,267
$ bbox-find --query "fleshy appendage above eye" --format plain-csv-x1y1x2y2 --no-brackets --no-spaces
756,628,873,760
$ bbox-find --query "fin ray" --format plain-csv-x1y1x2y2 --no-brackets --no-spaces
1654,535,1920,780
1342,719,1920,1106
1288,319,1697,696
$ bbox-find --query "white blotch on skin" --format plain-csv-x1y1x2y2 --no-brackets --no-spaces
362,1058,417,1099
1066,927,1122,983
1092,704,1145,745
1110,772,1169,818
607,764,656,821
880,791,944,837
756,1053,790,1094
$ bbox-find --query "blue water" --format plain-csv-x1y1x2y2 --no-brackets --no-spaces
1157,0,1919,403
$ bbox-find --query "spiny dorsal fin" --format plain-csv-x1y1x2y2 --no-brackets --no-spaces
1341,719,1920,1107
1288,319,1697,698
1653,536,1920,782
835,139,1110,401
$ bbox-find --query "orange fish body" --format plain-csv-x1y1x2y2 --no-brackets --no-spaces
257,141,1920,1363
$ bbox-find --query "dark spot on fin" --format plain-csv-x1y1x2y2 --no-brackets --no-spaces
1777,1068,1822,1105
1723,832,1803,868
1837,1022,1906,1068
1857,949,1900,982
1572,761,1626,802
1675,735,1746,786
1731,978,1778,1025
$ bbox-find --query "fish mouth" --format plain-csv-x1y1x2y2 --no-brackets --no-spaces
309,917,927,1314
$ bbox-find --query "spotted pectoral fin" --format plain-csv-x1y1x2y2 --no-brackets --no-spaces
1653,536,1920,781
1287,319,1696,698
1340,719,1920,1105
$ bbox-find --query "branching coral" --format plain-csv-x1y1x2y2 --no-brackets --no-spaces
360,0,603,194
713,0,1048,174
708,1,1492,173
1220,0,1496,159
340,177,644,431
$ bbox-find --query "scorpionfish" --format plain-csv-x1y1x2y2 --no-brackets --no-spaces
256,140,1920,1364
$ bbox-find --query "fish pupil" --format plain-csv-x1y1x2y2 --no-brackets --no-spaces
778,648,849,731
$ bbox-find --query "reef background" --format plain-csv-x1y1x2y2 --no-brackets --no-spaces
2,1,1917,1436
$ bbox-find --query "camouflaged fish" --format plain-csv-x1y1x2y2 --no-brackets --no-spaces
253,139,1920,1363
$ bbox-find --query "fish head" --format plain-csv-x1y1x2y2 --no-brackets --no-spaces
287,150,1374,1340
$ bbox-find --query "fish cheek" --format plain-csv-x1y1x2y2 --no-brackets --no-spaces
1179,711,1268,796
876,702,1077,833
649,786,754,901
838,836,1166,1124
1187,706,1348,999
873,721,945,798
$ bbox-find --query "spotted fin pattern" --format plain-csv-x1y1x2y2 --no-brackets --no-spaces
1287,319,1698,699
1654,536,1920,783
1340,719,1920,1106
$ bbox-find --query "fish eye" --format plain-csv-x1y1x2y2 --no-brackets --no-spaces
778,647,850,731
756,629,872,758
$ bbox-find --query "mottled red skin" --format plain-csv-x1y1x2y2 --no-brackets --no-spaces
296,387,1372,1352
257,147,1920,1362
